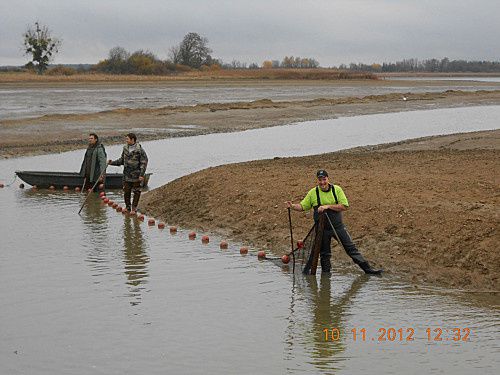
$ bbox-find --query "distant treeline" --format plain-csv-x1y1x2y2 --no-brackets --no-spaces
343,58,500,73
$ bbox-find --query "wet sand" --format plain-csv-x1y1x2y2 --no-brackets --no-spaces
1,88,500,158
141,129,500,292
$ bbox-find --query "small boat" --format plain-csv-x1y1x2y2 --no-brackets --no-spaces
15,171,152,189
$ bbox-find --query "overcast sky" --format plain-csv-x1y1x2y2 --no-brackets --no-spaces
1,0,499,66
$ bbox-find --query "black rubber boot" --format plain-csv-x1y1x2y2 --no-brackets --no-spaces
320,257,331,274
359,261,383,275
132,191,141,210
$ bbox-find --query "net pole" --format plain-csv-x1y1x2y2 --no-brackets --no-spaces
287,207,296,273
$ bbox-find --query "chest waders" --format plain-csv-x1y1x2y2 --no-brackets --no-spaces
320,185,383,275
303,185,340,274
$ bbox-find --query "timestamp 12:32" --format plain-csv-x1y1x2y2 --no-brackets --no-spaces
322,327,471,342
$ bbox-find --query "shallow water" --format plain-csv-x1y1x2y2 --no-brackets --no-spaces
1,80,499,120
386,76,500,83
1,107,499,374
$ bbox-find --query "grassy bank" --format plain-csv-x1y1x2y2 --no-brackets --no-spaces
0,69,377,83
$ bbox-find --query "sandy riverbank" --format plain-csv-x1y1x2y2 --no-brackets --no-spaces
1,88,499,158
140,129,500,292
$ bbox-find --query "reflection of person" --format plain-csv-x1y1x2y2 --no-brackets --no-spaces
306,274,367,370
286,169,382,274
108,133,148,213
123,216,149,306
79,133,107,190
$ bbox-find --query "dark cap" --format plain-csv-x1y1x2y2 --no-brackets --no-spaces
316,169,328,178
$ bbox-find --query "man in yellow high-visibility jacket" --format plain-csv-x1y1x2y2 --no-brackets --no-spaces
286,169,382,275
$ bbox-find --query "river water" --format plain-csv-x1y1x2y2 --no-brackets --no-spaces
1,80,499,120
1,107,499,374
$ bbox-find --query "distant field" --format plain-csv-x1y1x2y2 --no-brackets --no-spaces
0,69,377,83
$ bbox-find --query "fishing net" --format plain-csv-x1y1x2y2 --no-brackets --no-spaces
268,214,325,275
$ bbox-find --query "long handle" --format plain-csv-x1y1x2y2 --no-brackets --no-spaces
78,167,107,215
287,207,296,273
81,177,86,191
324,212,344,252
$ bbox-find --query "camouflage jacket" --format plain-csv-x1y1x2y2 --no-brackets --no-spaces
110,143,148,182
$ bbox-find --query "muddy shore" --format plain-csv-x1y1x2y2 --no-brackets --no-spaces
1,88,500,158
141,129,500,292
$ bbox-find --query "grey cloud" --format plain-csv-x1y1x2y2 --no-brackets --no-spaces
1,0,498,66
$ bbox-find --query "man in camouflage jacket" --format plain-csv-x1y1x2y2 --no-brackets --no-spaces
108,133,148,212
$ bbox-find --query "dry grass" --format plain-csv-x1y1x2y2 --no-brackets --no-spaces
0,69,377,83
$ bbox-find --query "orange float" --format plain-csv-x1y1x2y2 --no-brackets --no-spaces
240,247,249,255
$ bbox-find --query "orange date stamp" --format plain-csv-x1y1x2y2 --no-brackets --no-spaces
322,327,471,342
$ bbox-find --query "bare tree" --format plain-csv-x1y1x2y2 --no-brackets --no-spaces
175,32,212,68
23,21,62,74
108,46,130,62
169,45,181,64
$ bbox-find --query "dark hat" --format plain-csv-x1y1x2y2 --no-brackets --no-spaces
316,169,328,178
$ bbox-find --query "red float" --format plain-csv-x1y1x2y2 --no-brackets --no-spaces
201,235,209,243
158,222,165,229
169,226,177,233
103,198,109,203
129,210,137,216
220,240,228,249
138,214,145,221
116,206,123,212
74,186,81,192
87,188,93,193
281,255,290,264
148,218,155,226
112,203,118,209
240,247,249,255
63,186,69,191
99,192,106,198
122,209,128,215
32,185,38,190
257,251,266,259
188,231,196,239
49,185,56,190
107,201,114,206
297,240,304,249
98,184,105,190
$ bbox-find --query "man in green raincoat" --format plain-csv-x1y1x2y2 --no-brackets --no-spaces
79,133,107,190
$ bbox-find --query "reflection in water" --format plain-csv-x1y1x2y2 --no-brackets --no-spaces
122,216,149,306
82,196,113,283
286,273,368,374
